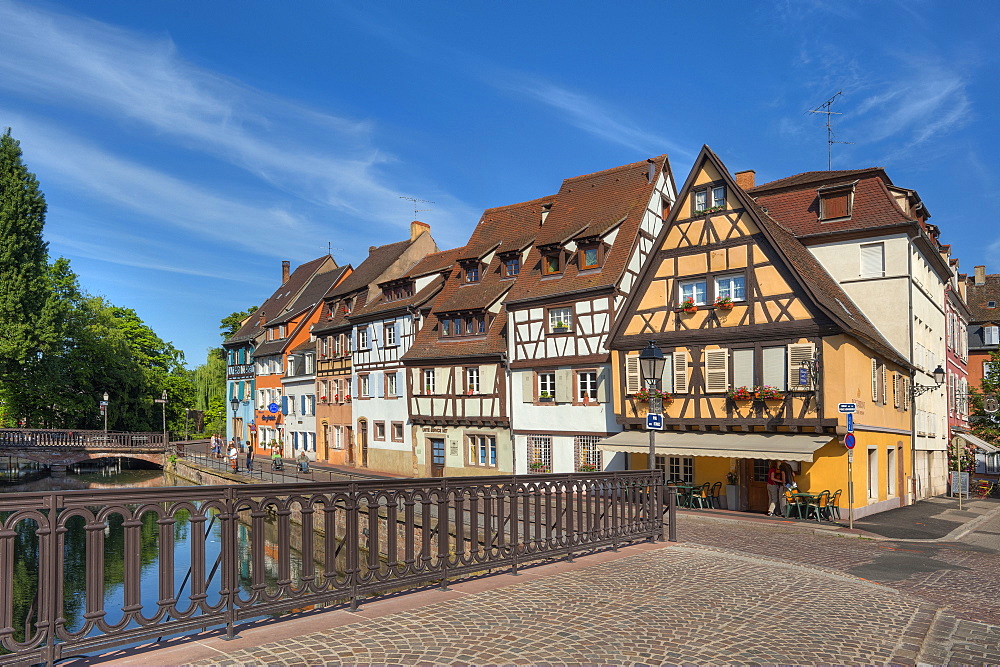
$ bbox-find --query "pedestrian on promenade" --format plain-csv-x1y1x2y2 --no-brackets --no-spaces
766,460,786,516
271,446,283,471
297,451,310,473
210,434,219,458
246,446,254,472
229,444,239,472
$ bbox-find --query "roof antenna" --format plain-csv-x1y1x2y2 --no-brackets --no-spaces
325,242,343,257
399,196,434,219
807,91,853,170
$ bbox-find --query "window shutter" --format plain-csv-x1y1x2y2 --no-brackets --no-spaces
626,355,641,394
903,377,911,411
860,243,884,278
521,372,534,402
823,193,849,219
786,343,815,390
673,351,689,394
555,369,573,403
596,367,609,403
661,353,674,393
986,326,1000,346
762,346,786,390
871,358,878,402
281,395,289,415
375,373,384,398
881,365,887,404
704,348,729,393
893,372,900,408
732,348,754,390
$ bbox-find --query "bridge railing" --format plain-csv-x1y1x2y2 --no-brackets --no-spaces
0,429,166,449
0,471,664,665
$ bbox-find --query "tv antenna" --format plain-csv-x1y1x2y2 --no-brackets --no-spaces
325,242,343,257
400,196,434,219
807,91,853,170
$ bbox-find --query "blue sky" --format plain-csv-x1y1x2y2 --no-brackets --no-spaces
1,0,997,366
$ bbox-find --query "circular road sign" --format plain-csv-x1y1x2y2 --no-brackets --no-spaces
844,433,856,449
268,402,279,414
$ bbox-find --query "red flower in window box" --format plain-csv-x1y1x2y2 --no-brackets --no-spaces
319,395,327,402
714,296,734,311
680,297,698,313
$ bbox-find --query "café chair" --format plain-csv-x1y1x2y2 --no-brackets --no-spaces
689,482,711,509
709,481,722,508
827,489,842,520
783,488,803,519
805,490,831,521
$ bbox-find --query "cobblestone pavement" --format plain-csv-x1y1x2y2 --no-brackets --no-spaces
171,532,1000,667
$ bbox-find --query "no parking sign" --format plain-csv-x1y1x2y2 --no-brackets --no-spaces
844,433,856,449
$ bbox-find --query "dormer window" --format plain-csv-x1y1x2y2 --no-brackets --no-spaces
542,252,562,275
383,281,414,302
465,264,480,283
989,301,997,309
693,185,726,215
818,183,855,221
579,244,603,270
503,256,520,277
438,312,487,338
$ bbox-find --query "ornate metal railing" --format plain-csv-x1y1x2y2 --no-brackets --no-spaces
0,429,166,449
0,471,663,665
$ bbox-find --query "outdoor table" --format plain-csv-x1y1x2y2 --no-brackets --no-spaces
668,484,698,508
788,492,822,520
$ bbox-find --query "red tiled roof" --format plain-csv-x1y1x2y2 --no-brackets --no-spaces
504,155,669,305
966,275,1000,324
749,168,886,193
403,307,509,361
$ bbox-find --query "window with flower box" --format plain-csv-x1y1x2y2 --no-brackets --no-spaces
693,185,726,214
537,372,556,401
423,368,436,394
678,279,707,306
528,435,552,473
465,367,481,394
575,435,602,472
548,306,573,333
714,274,745,302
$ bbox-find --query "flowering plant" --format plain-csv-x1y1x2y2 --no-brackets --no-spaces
694,204,726,215
319,395,327,402
680,296,698,313
755,385,785,401
727,386,754,401
714,295,734,310
528,460,548,472
632,387,673,405
727,471,738,485
577,462,599,472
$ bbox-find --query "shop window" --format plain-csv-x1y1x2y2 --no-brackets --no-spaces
468,434,498,467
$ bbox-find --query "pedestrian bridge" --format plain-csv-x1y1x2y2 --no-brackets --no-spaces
0,428,170,471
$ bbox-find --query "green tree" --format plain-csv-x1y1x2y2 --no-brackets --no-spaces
220,306,257,341
968,348,1000,457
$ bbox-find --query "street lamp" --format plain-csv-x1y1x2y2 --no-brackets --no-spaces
230,396,240,448
159,390,168,448
911,364,946,398
638,341,666,473
102,391,109,442
185,407,190,442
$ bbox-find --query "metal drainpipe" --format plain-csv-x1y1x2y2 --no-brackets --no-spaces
907,238,918,504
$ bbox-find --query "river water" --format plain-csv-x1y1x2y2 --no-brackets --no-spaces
1,461,307,647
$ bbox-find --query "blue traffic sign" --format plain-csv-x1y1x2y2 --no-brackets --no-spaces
268,402,279,414
646,413,664,430
846,413,854,433
838,403,857,413
844,433,856,449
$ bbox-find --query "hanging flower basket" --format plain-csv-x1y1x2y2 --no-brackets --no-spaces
727,386,754,401
755,386,785,401
714,296,734,311
632,387,673,406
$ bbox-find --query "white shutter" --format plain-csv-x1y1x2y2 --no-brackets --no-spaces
661,353,674,393
986,326,1000,346
626,355,641,394
762,346,786,390
596,367,610,403
893,372,900,409
521,372,534,402
555,369,573,403
787,343,815,390
673,350,689,394
903,377,912,411
871,358,878,402
704,348,729,393
881,365,887,404
732,348,754,390
860,243,884,278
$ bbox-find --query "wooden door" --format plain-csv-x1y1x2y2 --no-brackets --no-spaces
346,426,354,465
359,420,368,468
430,438,445,477
744,459,769,513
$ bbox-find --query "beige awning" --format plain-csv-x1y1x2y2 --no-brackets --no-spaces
954,432,1000,454
597,430,833,462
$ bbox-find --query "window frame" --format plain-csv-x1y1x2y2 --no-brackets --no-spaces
678,279,708,306
527,434,553,473
383,323,397,347
818,184,854,221
575,369,599,404
503,256,520,278
373,421,386,441
575,435,603,472
357,326,370,350
542,251,563,276
713,274,746,302
359,373,371,399
692,183,726,215
423,368,436,395
578,243,604,271
547,306,574,333
391,421,405,442
465,367,481,395
536,371,556,402
385,371,398,398
468,433,498,467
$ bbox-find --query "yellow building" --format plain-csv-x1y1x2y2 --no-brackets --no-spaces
601,146,913,518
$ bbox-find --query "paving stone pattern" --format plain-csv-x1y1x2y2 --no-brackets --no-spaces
187,544,993,667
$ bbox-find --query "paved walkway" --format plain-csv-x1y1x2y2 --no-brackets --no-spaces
77,496,1000,667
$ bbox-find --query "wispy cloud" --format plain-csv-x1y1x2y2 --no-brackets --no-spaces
0,0,476,234
494,73,693,160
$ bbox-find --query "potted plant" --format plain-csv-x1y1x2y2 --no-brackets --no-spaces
319,395,327,403
725,471,740,510
553,320,570,333
680,297,698,314
577,462,599,472
727,386,754,402
528,460,547,473
632,387,673,407
714,295,734,311
755,385,785,401
538,391,554,403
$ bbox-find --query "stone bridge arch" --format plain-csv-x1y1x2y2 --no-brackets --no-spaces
9,449,166,473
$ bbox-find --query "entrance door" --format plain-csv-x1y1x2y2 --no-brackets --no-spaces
744,459,769,513
359,420,368,467
430,438,445,477
346,426,354,465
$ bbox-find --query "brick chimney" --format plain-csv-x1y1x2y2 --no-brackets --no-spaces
735,170,756,190
281,261,290,284
975,265,986,286
410,220,430,241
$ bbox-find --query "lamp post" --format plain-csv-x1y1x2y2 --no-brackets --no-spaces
157,390,168,449
102,391,109,442
638,342,666,471
911,364,946,506
230,396,240,449
185,407,190,442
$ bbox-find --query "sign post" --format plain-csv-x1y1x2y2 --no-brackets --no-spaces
844,432,856,530
951,435,965,511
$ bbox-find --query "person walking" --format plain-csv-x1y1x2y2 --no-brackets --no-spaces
766,460,786,516
229,444,239,472
246,446,254,473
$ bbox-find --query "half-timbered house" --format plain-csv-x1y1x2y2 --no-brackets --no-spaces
604,146,914,518
402,199,549,477
311,223,438,468
504,156,677,474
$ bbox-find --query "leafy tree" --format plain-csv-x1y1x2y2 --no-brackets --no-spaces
220,306,257,341
967,348,1000,461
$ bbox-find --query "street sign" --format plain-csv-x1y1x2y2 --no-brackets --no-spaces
799,368,809,386
846,413,854,433
99,400,108,407
844,433,856,449
646,413,664,430
838,403,857,413
153,398,166,404
268,403,279,414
